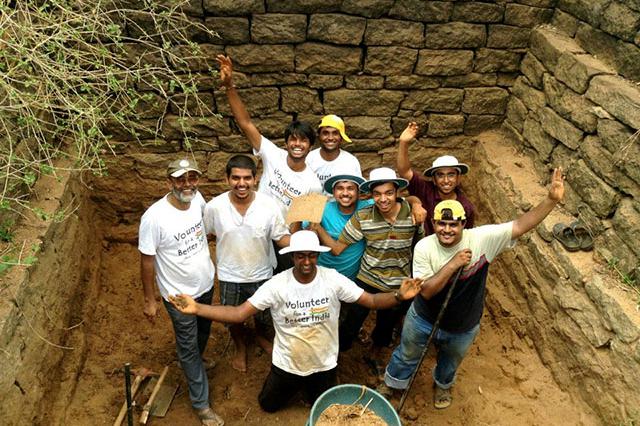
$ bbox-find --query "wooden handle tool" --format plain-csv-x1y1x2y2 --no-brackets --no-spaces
139,366,169,425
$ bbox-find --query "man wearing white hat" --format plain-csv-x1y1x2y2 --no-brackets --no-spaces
139,158,223,426
396,122,475,235
169,231,423,413
316,167,425,374
306,115,362,192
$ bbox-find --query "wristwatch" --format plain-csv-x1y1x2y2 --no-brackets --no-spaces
393,291,403,302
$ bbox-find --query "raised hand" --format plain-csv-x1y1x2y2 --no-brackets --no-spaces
216,54,233,88
398,121,419,144
548,167,565,203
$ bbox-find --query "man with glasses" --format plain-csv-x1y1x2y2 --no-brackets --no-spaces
396,121,475,235
138,159,223,426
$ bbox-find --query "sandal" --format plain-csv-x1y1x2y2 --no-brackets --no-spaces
433,386,452,409
552,223,580,252
195,407,224,426
570,220,594,251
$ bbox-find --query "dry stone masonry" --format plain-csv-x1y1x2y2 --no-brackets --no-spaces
2,1,640,424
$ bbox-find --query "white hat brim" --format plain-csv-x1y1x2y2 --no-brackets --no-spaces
279,245,331,255
359,178,409,194
424,163,469,177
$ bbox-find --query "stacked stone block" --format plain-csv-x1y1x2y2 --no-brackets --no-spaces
116,0,556,154
505,26,640,280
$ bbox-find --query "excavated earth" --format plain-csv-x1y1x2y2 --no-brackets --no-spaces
3,131,638,425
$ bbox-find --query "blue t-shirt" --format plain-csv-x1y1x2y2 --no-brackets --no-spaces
317,199,374,280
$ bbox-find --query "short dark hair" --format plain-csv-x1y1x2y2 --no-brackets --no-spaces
225,154,257,177
284,120,315,145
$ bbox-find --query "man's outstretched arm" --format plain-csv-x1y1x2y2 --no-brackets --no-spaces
170,296,258,323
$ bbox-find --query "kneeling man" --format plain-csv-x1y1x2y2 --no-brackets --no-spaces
170,231,422,413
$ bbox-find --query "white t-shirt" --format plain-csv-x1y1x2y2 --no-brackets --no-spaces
412,222,515,332
203,191,289,282
138,192,215,300
413,222,515,280
254,136,323,217
306,148,362,193
248,266,364,376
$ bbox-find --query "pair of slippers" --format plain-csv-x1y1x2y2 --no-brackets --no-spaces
552,220,594,251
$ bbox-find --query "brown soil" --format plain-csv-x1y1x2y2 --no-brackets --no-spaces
315,403,386,426
50,241,600,426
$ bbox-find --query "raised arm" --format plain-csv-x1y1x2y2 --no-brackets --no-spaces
170,295,258,323
216,55,262,151
511,167,564,240
396,121,418,181
419,249,471,300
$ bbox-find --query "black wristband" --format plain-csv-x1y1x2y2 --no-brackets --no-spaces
394,291,403,303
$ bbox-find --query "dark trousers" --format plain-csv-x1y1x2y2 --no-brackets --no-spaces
258,364,337,413
339,279,411,351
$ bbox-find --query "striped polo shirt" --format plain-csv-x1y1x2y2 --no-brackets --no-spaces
338,200,424,292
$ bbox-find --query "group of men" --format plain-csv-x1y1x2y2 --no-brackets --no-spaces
139,55,565,425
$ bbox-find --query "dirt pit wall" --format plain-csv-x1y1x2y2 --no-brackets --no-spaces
1,131,639,425
0,170,103,423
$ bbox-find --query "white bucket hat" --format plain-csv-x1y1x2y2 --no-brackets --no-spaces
359,167,409,193
278,230,331,255
423,155,469,177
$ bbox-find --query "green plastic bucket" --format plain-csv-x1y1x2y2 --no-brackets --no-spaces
305,384,401,425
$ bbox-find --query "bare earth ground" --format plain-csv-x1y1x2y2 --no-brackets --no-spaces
55,242,601,426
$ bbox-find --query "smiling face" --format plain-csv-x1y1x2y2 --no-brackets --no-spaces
371,181,398,214
292,251,318,283
318,126,342,153
432,167,461,196
433,219,465,247
168,170,200,203
226,167,255,201
332,180,359,210
286,134,312,160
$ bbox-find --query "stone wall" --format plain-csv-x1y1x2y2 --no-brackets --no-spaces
111,0,561,155
502,20,640,423
504,25,640,280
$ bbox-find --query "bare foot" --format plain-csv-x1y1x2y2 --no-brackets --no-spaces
256,335,273,355
231,349,247,373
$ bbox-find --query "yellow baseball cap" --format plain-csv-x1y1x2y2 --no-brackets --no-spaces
318,114,352,143
433,200,466,221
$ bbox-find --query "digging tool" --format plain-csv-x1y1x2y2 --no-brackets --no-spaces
114,367,156,426
124,363,134,426
397,267,464,414
139,366,169,425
